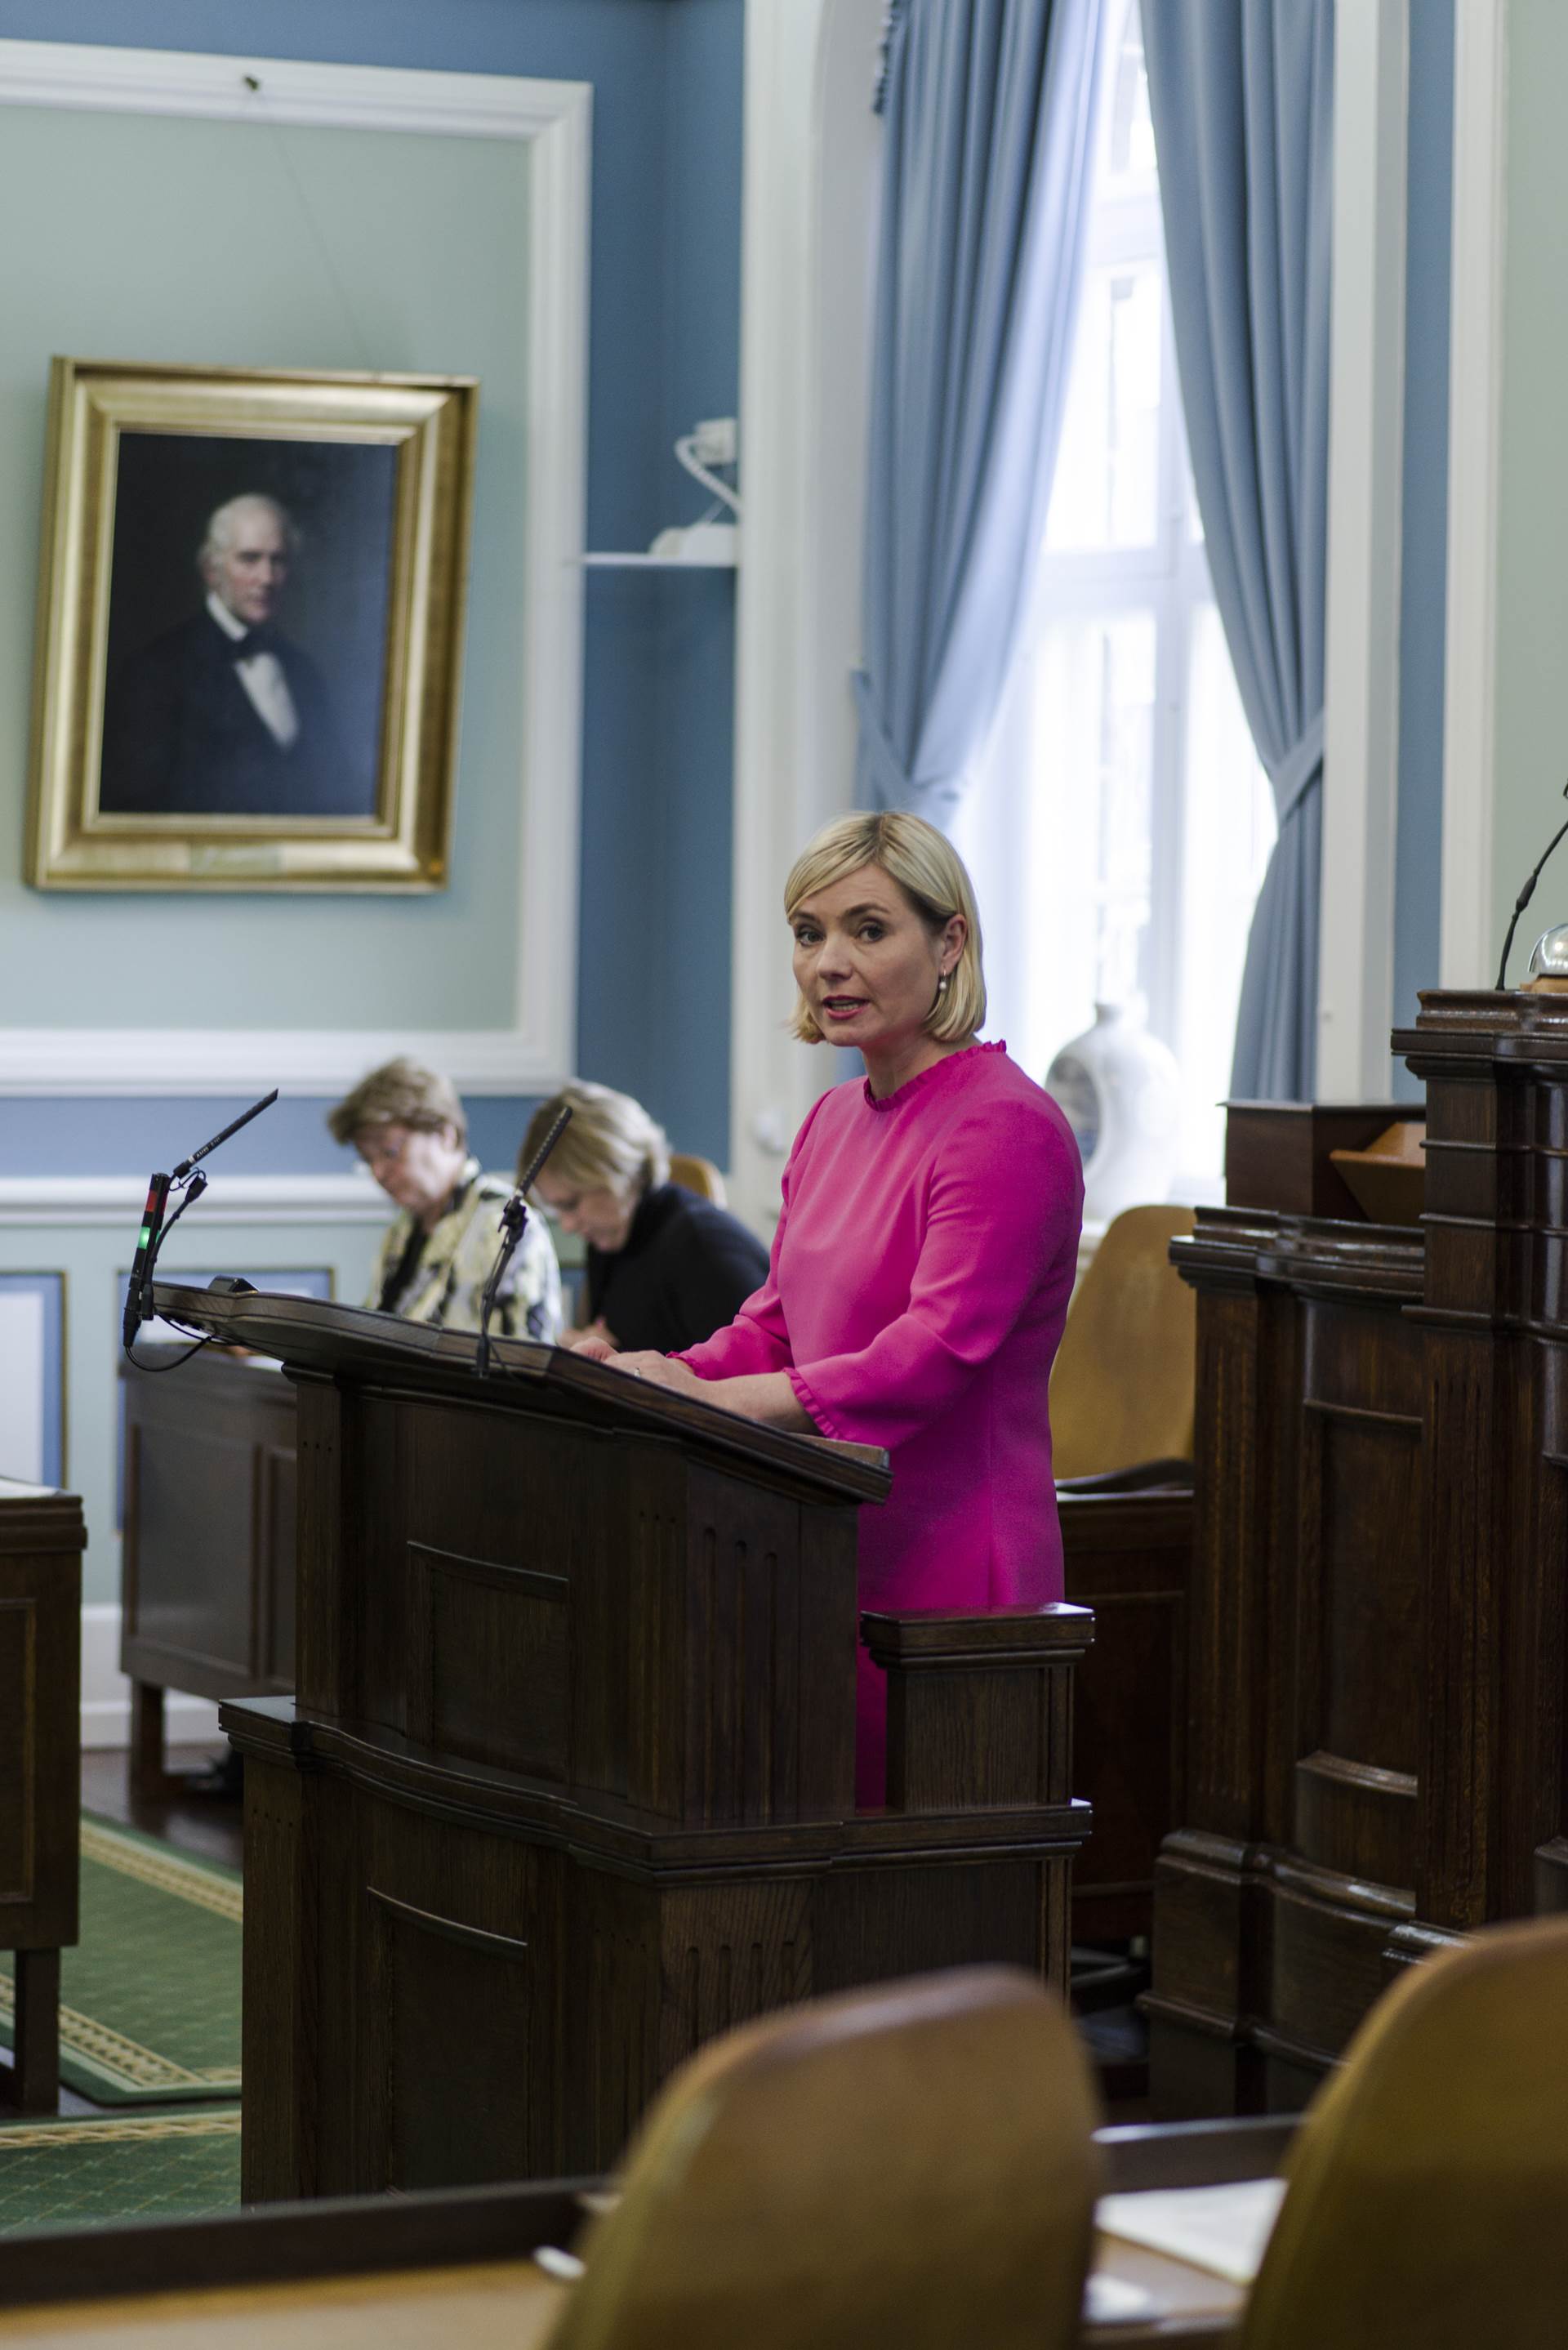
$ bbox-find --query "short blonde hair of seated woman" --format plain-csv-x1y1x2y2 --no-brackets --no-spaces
783,809,987,1046
326,1056,466,1149
519,1081,670,1203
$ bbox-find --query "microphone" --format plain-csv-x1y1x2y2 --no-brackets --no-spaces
122,1171,172,1349
122,1090,278,1358
475,1104,573,1379
1495,781,1568,990
173,1088,278,1181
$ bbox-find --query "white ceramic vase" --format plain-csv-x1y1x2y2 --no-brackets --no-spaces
1045,1001,1182,1224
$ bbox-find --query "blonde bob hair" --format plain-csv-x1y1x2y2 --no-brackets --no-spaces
519,1081,670,1202
784,809,987,1046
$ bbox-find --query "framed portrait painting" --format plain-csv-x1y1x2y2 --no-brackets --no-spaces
25,357,477,891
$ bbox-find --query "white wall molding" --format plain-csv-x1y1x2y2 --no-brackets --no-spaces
730,0,884,1224
0,38,589,1096
1440,0,1508,988
0,40,581,137
1318,0,1409,1095
0,1172,387,1226
81,1603,219,1750
0,1029,571,1097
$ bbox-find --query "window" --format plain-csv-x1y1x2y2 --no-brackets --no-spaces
953,0,1275,1188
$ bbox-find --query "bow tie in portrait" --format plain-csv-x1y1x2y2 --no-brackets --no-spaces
230,626,278,662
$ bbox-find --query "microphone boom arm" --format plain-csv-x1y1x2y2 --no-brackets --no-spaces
475,1104,572,1379
1495,780,1568,992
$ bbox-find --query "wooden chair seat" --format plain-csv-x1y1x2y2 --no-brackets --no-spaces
668,1151,726,1205
1241,1915,1568,2348
544,1966,1102,2350
1051,1204,1196,1482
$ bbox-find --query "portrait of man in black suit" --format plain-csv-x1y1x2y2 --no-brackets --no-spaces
28,362,476,892
100,493,365,818
95,431,398,824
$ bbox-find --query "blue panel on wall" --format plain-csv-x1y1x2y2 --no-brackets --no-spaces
577,0,744,1166
0,1095,546,1177
1394,0,1455,1095
0,1270,65,1486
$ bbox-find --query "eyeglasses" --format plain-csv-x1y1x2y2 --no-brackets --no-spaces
357,1130,408,1175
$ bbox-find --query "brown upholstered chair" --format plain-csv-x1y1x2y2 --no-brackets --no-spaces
1238,1915,1568,2348
543,1966,1102,2350
1050,1202,1197,1485
668,1151,727,1206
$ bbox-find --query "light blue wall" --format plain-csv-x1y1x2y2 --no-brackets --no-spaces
577,0,742,1164
0,108,531,1030
0,1094,543,1176
1392,0,1454,1095
578,0,742,1159
0,0,744,1167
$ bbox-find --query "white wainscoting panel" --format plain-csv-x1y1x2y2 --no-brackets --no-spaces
81,1602,220,1750
0,1287,46,1483
0,37,589,1095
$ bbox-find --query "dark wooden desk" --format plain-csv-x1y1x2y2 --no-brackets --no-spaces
120,1347,296,1795
0,2117,1290,2345
1149,994,1568,2111
150,1284,1093,2202
1062,1481,1192,1946
0,1475,84,2112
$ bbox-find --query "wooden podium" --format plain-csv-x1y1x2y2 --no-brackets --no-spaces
149,1285,1093,2201
1147,991,1568,2113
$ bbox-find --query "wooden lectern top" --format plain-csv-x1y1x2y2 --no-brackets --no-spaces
151,1281,890,1508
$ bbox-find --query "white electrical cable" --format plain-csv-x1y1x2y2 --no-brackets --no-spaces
675,433,742,519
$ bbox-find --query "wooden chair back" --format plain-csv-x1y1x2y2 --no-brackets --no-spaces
1049,1204,1196,1478
1241,1915,1568,2349
669,1151,727,1206
544,1966,1102,2350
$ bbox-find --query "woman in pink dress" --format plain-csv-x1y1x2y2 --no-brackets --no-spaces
594,810,1084,1805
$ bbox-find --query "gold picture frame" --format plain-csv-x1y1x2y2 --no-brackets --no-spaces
26,357,478,892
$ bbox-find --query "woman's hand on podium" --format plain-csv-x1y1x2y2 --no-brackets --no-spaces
607,1350,702,1394
562,1320,618,1360
604,1354,815,1434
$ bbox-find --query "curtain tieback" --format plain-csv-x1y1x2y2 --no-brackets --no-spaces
1270,711,1325,823
853,669,915,808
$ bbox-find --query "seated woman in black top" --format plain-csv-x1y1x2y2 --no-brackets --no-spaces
520,1082,769,1357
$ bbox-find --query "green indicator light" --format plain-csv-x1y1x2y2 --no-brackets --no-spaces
138,1226,152,1246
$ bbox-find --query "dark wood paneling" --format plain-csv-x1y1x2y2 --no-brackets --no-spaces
1153,1006,1568,2110
120,1349,298,1793
0,1480,83,2113
1062,1487,1192,1940
1223,1101,1403,1220
407,1543,568,1779
0,1598,37,1905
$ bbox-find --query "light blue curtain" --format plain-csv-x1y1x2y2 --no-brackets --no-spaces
1142,0,1334,1100
856,0,1106,832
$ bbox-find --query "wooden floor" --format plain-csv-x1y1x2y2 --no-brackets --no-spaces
80,1746,243,1874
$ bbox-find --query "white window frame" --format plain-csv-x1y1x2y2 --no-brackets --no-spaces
732,0,1411,1220
1025,157,1217,1081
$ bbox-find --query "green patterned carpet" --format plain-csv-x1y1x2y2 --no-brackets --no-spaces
0,1815,241,2105
0,2109,240,2235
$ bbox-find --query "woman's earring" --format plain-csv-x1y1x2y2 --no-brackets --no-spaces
937,971,951,995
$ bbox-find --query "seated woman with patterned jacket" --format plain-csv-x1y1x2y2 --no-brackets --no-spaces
327,1057,562,1339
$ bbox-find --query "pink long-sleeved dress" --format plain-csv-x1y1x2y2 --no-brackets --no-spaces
677,1040,1084,1805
